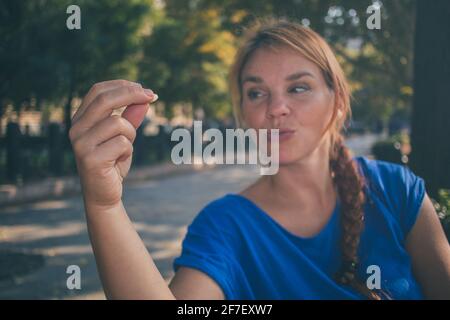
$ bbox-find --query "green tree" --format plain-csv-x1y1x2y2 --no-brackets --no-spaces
52,0,156,141
0,0,64,123
185,0,415,129
0,0,157,138
139,7,235,119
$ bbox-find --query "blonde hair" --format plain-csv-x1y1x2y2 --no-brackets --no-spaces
229,18,350,151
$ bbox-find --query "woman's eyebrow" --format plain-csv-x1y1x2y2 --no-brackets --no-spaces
241,75,263,84
285,71,314,81
241,71,314,85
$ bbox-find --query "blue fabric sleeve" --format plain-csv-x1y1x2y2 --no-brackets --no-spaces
372,160,427,237
396,165,426,237
173,207,237,299
357,157,427,238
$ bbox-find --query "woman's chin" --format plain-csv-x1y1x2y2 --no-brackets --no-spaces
265,140,314,165
276,146,311,166
277,151,300,165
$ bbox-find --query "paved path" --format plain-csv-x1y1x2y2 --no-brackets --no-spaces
0,165,260,299
0,134,380,299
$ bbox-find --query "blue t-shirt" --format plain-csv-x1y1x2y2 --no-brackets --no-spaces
173,156,426,299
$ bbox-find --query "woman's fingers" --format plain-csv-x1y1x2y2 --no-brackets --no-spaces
72,80,141,124
73,115,137,152
68,80,160,207
70,85,156,141
95,134,133,165
74,133,133,171
122,95,158,129
80,85,154,129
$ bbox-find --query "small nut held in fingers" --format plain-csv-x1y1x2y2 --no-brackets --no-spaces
143,89,154,97
151,94,159,102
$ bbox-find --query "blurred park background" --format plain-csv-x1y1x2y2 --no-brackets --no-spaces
0,0,449,299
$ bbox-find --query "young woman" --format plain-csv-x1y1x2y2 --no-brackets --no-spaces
69,19,450,299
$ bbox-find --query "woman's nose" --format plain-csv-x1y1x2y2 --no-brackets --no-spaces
267,93,290,118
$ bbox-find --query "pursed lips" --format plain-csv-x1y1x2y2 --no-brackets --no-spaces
267,128,296,142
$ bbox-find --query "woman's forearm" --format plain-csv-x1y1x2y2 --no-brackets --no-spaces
84,200,176,299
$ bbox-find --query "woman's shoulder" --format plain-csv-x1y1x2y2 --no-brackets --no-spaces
188,194,247,232
353,156,424,194
199,193,246,217
354,156,426,236
354,155,409,176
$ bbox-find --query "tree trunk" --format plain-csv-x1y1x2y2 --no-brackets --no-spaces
64,90,73,150
410,0,450,198
64,64,75,150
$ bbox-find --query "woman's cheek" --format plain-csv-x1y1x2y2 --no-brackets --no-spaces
242,103,267,128
294,93,333,127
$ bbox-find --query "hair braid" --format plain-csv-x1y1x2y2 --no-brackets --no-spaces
330,135,382,300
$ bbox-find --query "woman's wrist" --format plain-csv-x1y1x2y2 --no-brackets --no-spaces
84,198,125,219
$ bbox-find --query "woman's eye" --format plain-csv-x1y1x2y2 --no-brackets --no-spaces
289,85,309,94
247,90,264,100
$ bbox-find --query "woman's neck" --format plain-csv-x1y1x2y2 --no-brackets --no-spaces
259,136,337,212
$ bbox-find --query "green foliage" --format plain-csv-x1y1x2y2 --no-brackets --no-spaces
0,0,64,114
139,8,235,119
432,189,450,242
0,0,418,126
372,140,403,165
185,0,416,127
1,0,156,127
371,133,409,165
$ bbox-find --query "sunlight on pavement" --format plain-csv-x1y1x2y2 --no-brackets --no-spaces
1,222,85,243
40,245,93,256
31,200,69,210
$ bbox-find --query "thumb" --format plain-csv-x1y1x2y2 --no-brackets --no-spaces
122,93,158,129
121,103,149,129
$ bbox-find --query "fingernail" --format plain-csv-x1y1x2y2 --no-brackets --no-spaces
144,89,154,97
151,94,159,102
